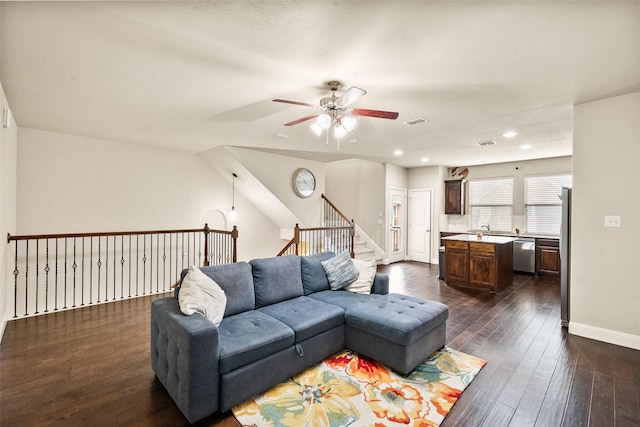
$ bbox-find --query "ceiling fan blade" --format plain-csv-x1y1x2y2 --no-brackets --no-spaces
350,108,399,120
273,99,318,108
284,114,318,126
335,87,367,108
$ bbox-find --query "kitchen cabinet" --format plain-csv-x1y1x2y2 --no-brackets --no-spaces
469,242,497,289
444,180,465,215
536,238,560,275
444,240,469,283
444,234,515,293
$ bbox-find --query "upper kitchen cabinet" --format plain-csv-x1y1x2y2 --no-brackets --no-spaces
445,180,465,215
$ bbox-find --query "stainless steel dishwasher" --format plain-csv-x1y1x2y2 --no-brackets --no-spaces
513,238,536,273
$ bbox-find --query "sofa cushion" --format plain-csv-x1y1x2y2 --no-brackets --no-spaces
218,311,294,374
300,251,335,295
250,255,304,308
344,293,449,346
344,259,377,295
308,289,374,309
321,251,359,290
259,296,345,343
178,265,227,326
182,263,254,317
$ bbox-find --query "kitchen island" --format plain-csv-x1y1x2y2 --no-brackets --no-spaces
443,234,518,293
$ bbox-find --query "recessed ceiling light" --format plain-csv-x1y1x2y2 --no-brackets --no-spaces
502,130,518,138
276,133,289,138
520,144,532,150
421,158,429,163
393,150,403,156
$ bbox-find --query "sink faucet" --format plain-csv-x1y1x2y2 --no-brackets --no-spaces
481,223,491,232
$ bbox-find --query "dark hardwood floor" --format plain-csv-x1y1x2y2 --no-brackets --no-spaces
1,262,639,426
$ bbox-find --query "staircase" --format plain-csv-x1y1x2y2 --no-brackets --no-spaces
353,233,376,262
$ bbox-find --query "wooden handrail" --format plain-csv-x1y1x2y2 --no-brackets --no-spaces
7,226,233,242
322,194,350,223
6,224,238,318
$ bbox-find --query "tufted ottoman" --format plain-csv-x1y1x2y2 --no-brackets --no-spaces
344,293,449,375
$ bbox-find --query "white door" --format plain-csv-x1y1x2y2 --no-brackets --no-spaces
408,189,432,263
388,188,407,263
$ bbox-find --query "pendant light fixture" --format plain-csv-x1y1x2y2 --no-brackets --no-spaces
229,173,238,222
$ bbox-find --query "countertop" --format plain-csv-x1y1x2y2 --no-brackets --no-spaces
442,231,559,240
442,234,518,244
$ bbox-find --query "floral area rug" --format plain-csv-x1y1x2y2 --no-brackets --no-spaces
232,347,486,427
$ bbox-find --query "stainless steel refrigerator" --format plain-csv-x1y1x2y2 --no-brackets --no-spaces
560,187,572,327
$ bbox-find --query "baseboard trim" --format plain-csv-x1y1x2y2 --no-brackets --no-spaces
569,322,640,351
0,312,10,344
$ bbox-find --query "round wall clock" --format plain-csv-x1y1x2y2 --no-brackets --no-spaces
292,168,316,198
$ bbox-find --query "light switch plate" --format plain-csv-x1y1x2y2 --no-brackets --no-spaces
604,215,621,227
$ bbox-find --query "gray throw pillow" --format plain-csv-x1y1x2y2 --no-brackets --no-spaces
321,250,360,290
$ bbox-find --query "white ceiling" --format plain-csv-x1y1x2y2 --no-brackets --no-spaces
1,1,639,168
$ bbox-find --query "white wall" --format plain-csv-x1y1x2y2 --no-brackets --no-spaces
1,82,18,338
571,92,640,349
16,128,282,261
224,147,326,229
408,165,447,263
325,159,385,246
436,156,573,234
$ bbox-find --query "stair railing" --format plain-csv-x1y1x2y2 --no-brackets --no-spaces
277,194,355,258
6,224,237,319
277,222,355,258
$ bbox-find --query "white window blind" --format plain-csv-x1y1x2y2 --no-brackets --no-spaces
469,178,513,232
524,174,572,235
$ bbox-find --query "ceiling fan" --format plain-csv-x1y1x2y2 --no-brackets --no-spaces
272,81,399,133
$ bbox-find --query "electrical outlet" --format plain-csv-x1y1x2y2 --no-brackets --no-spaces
604,215,621,227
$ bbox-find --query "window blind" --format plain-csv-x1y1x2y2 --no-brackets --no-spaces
524,174,572,235
469,178,513,232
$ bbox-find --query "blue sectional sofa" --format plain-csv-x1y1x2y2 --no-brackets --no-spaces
150,252,449,424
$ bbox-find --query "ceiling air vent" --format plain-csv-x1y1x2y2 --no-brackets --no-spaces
476,140,497,147
403,117,428,126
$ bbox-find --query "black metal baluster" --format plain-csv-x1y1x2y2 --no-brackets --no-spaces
81,237,85,306
13,240,18,318
97,237,102,303
135,235,139,297
63,238,68,310
128,235,132,298
54,239,59,311
162,234,167,292
90,237,94,304
120,235,125,299
24,240,29,316
105,236,109,302
45,240,50,312
156,234,160,293
149,234,153,295
72,237,77,308
142,235,147,295
35,240,39,314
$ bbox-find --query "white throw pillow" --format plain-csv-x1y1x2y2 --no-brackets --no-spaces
178,265,227,326
344,259,376,294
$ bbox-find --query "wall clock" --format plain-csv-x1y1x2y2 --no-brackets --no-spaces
292,168,316,198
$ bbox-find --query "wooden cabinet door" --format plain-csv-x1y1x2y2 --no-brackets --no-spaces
445,240,469,286
536,239,560,275
537,246,560,274
445,180,464,215
446,248,468,284
469,251,496,288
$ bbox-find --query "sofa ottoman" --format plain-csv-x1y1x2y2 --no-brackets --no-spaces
344,293,449,375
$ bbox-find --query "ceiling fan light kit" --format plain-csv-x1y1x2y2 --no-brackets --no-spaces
273,80,399,151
